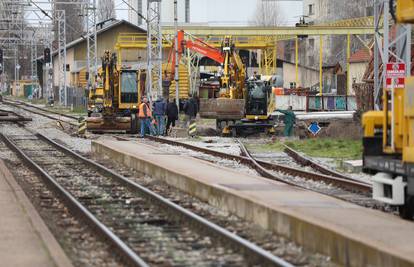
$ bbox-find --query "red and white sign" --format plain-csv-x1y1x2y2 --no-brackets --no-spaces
386,77,405,88
386,63,406,77
386,63,406,88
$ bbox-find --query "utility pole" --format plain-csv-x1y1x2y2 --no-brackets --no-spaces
146,0,162,103
56,9,67,106
174,0,179,108
85,0,97,95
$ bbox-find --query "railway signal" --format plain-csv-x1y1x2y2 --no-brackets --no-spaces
44,48,51,64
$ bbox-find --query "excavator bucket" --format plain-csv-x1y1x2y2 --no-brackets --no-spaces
199,98,245,120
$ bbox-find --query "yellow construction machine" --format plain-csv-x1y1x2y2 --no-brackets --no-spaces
362,0,414,219
172,31,275,136
86,50,142,133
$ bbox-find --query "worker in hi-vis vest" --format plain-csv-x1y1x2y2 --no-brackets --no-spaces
138,96,153,138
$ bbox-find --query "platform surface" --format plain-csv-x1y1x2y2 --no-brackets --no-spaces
93,139,414,267
0,160,73,267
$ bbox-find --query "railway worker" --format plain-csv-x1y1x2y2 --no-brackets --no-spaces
139,97,153,138
276,106,296,137
153,96,167,136
166,98,179,135
183,95,198,127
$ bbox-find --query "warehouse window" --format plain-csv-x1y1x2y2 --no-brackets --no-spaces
308,4,315,15
308,38,315,50
185,0,190,23
366,6,373,16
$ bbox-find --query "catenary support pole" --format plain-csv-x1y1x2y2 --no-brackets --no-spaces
174,0,179,109
295,36,298,87
319,36,323,95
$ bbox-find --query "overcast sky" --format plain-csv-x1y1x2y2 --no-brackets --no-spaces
114,0,303,26
27,0,303,27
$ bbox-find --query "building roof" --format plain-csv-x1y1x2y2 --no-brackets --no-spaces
349,48,371,63
37,19,146,60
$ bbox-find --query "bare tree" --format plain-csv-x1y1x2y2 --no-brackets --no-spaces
252,0,285,26
98,0,116,22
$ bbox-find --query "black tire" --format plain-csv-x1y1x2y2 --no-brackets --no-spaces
399,196,414,220
130,113,138,134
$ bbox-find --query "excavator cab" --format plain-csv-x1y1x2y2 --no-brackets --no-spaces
245,80,269,120
119,69,140,110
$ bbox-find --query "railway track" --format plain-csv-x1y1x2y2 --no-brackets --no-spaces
2,98,79,126
143,135,371,193
136,136,394,212
0,130,292,267
283,144,359,181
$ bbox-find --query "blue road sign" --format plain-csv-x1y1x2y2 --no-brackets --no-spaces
308,122,321,136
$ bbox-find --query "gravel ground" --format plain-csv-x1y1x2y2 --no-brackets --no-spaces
0,103,91,154
164,136,243,155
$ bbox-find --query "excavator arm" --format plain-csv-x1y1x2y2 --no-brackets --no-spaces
169,30,224,76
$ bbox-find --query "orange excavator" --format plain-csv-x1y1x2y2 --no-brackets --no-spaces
169,30,274,136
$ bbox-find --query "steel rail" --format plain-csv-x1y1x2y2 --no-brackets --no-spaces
142,136,372,193
33,133,293,267
0,133,150,267
2,100,78,127
283,144,363,182
3,98,79,120
238,141,372,193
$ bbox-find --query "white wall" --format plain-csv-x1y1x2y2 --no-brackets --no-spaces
282,62,319,88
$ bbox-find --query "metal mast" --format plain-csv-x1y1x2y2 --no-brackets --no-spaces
45,22,54,101
374,0,411,109
85,0,97,92
56,9,67,106
146,0,162,102
174,0,179,106
30,37,38,90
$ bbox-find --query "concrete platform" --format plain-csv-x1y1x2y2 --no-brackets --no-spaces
92,139,414,267
0,160,73,267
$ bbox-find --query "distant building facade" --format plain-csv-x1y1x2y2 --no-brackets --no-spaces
301,0,373,67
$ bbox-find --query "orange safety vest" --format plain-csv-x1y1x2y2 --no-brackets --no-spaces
138,103,152,118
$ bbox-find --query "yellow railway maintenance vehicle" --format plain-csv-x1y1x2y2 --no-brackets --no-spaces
362,0,414,219
171,30,275,136
86,50,142,133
